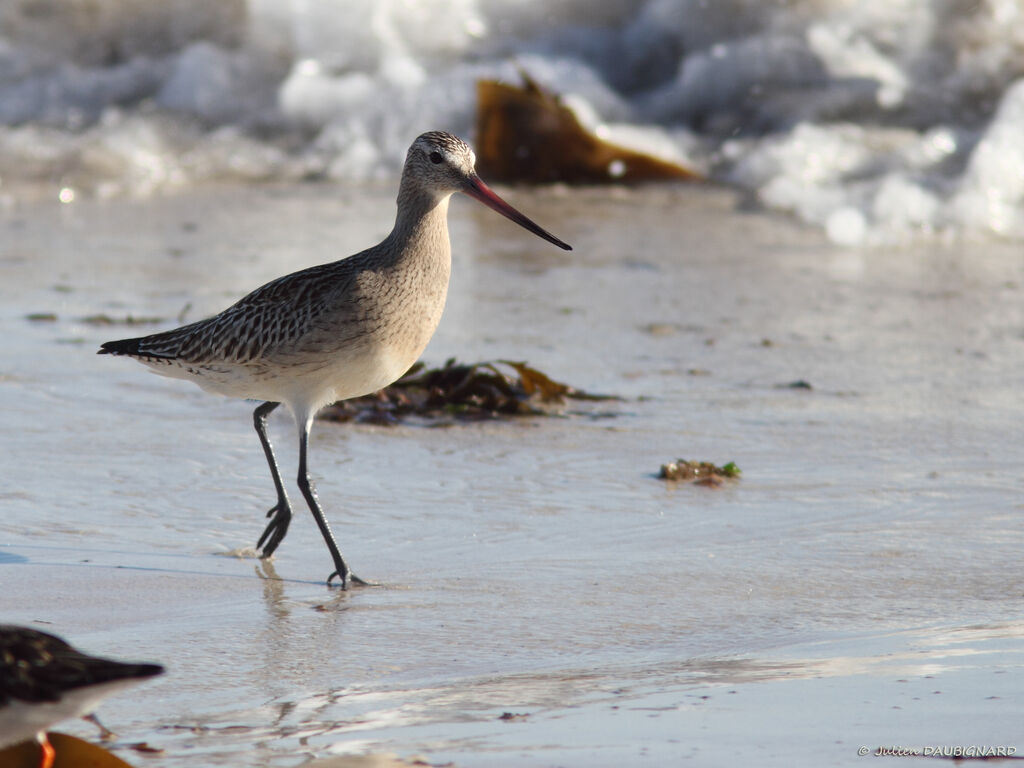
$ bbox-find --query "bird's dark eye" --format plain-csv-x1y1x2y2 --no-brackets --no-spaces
429,151,443,164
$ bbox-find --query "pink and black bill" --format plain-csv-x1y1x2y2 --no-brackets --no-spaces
463,174,572,251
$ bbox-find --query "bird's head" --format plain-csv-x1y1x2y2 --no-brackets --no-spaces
403,131,571,251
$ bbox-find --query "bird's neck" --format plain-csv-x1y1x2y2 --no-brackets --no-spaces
385,182,452,267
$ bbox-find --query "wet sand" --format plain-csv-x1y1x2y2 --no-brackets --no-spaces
2,183,1022,766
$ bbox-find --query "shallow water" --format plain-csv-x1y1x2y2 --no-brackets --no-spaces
1,183,1023,766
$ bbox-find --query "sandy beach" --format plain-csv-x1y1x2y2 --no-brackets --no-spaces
1,181,1022,765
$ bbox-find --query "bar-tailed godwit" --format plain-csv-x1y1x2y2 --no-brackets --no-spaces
99,131,571,587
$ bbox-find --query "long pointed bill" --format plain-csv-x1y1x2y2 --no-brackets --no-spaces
463,174,572,251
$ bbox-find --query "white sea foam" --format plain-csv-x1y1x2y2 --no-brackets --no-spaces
1,0,1022,244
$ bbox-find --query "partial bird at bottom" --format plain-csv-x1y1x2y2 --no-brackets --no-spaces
0,625,163,768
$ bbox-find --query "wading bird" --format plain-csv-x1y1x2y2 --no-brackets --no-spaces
99,131,571,587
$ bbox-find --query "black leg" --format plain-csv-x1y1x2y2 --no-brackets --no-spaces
253,401,293,557
295,419,369,589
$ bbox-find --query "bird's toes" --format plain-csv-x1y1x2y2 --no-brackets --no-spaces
334,572,377,588
265,501,287,519
257,528,282,555
256,526,274,552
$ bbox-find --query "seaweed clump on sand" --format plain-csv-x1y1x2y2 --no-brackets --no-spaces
659,459,741,486
320,359,616,426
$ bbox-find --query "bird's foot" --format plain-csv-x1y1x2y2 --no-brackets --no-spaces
84,713,117,742
257,501,292,557
327,569,377,589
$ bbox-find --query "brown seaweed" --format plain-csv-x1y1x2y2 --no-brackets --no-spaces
319,358,617,426
475,71,700,184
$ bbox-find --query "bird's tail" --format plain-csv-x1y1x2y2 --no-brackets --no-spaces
97,337,148,356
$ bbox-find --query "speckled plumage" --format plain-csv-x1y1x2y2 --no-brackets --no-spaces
101,133,463,414
99,131,571,587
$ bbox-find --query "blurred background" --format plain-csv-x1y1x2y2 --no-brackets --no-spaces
1,0,1023,245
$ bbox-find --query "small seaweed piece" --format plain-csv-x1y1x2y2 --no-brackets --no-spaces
497,360,570,401
719,461,742,478
498,711,530,721
659,459,742,484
